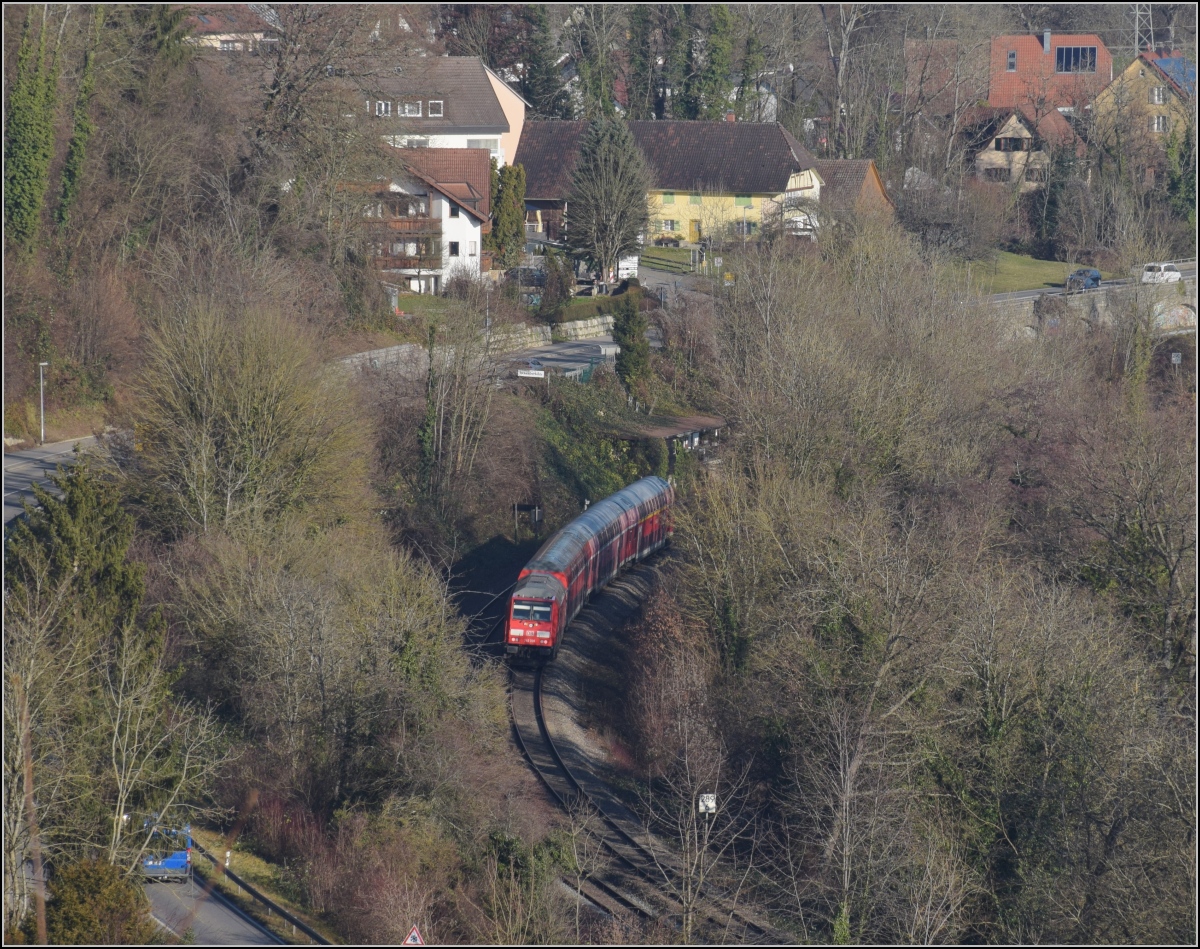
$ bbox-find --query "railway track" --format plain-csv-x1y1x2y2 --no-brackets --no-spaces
507,570,789,943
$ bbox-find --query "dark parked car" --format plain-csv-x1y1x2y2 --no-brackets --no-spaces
1066,268,1102,292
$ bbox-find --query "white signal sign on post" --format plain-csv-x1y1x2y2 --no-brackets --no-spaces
517,369,546,378
698,793,717,814
404,924,425,945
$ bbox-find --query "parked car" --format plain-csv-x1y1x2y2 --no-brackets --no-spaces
141,823,193,882
1066,268,1102,293
1141,262,1182,284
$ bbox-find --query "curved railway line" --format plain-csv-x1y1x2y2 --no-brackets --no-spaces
504,568,789,944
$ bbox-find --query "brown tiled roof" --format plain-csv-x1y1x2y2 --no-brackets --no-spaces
988,34,1112,109
514,121,589,199
515,120,818,200
186,4,271,35
395,148,492,221
369,57,508,133
812,160,892,212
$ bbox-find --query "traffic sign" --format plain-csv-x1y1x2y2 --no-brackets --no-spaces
698,794,717,814
517,369,546,378
404,924,425,945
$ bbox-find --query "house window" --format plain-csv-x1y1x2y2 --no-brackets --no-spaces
1055,46,1096,73
735,195,752,207
403,101,422,116
982,167,1009,182
449,205,460,218
1148,86,1166,105
1025,166,1047,182
467,138,500,156
405,137,429,148
689,193,702,204
219,40,238,52
469,241,477,256
1150,114,1169,134
662,192,675,205
995,137,1029,152
448,241,460,257
661,219,677,232
1006,50,1017,71
428,100,444,117
375,100,392,117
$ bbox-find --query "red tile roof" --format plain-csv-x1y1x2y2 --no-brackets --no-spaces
988,33,1112,110
186,4,272,35
812,160,893,213
395,148,492,221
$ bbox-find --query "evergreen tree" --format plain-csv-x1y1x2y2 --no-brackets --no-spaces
680,5,735,121
612,293,649,388
493,162,527,269
627,5,688,120
38,860,157,945
564,117,651,292
4,10,59,252
521,5,573,119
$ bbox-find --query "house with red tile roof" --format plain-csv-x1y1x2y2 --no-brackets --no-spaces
988,31,1112,113
185,4,275,53
358,148,492,297
811,160,895,217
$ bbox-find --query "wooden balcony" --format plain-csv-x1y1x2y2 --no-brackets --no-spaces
364,217,443,235
373,254,443,271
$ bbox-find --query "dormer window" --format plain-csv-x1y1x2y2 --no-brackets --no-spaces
1055,46,1096,73
375,100,392,117
428,100,444,117
403,101,422,116
1006,50,1016,71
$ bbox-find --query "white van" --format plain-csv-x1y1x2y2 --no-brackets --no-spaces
1141,262,1182,284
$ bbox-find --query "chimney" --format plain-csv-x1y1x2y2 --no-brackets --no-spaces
725,111,736,122
1043,29,1051,53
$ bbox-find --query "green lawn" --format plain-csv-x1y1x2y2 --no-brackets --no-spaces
964,251,1115,295
393,293,453,316
640,245,693,266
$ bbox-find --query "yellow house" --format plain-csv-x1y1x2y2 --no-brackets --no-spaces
632,121,823,243
1092,51,1195,154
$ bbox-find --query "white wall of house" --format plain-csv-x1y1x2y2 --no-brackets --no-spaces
433,195,484,279
385,134,507,165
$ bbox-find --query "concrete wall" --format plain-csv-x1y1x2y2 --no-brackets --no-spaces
992,279,1197,337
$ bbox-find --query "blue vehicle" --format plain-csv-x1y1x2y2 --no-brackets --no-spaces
141,822,193,882
1066,267,1102,293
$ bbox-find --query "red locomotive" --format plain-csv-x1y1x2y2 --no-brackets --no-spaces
506,476,674,659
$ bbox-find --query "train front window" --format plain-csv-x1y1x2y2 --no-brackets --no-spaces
513,600,552,622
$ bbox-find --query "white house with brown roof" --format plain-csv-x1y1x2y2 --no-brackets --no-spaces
365,57,529,167
362,148,492,298
185,4,275,53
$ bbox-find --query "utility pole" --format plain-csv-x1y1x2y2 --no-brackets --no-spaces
38,362,49,445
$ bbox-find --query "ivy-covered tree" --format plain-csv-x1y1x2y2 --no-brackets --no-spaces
564,118,651,292
4,9,59,252
627,5,688,120
680,5,735,121
56,9,106,230
1165,124,1196,228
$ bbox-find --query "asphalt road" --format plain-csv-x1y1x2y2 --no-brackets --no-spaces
145,876,281,945
3,436,97,526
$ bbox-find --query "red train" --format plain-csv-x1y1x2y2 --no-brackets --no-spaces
506,476,674,660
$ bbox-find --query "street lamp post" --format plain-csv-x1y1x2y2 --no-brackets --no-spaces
38,362,49,445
